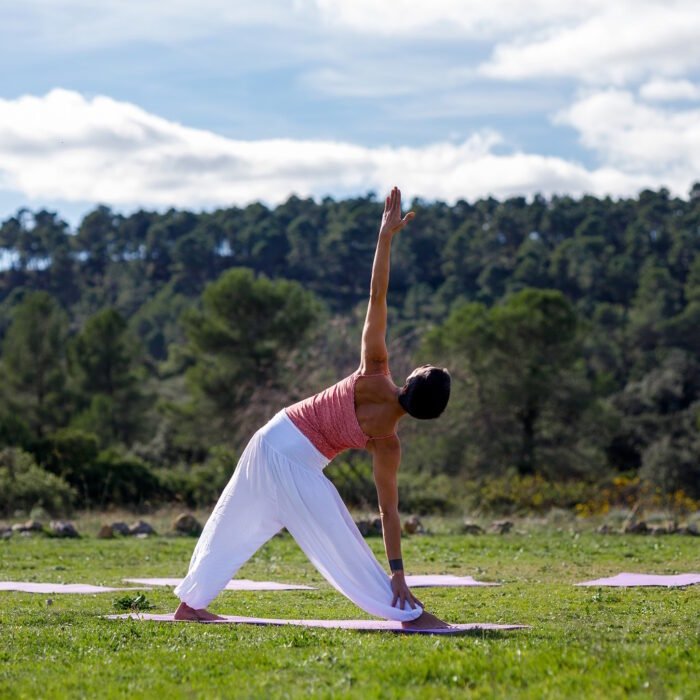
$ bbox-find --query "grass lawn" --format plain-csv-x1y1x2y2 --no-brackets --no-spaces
1,528,699,699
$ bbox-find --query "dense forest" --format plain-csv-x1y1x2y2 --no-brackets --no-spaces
1,186,699,516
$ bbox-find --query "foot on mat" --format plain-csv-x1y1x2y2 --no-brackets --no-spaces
401,611,450,630
174,602,224,622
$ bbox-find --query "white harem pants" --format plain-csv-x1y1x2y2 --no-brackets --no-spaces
174,410,423,622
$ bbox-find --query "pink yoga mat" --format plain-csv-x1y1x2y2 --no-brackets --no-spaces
0,582,148,594
576,573,700,588
106,612,527,634
405,575,499,587
123,575,496,590
123,578,316,591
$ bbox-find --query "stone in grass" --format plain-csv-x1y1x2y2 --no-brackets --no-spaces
462,521,485,535
49,520,79,538
129,520,156,536
12,519,44,533
355,519,371,536
678,522,699,536
623,521,649,534
172,513,202,536
489,520,513,535
403,515,425,535
354,518,383,537
1,527,12,540
97,524,114,539
596,524,615,535
110,522,130,536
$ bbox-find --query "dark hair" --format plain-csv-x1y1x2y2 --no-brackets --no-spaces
398,366,451,420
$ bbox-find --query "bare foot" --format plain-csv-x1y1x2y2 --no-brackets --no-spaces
174,602,224,622
401,611,451,630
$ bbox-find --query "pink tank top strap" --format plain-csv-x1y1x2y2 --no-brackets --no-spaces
356,368,391,378
366,432,397,441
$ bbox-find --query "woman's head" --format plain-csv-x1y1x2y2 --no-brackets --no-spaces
398,365,451,420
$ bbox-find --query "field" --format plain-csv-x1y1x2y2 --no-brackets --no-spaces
1,523,699,699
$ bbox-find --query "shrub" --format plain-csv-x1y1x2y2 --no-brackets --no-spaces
398,471,457,514
156,447,237,507
0,448,76,517
574,474,699,518
34,430,163,507
468,472,597,514
86,449,165,507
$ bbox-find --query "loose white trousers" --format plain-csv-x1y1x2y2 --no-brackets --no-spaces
174,411,422,622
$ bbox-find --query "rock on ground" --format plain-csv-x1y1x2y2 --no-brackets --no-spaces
128,520,156,536
462,521,485,535
12,519,44,533
489,520,513,535
173,513,203,536
97,524,114,539
49,521,79,538
110,522,130,536
403,515,424,535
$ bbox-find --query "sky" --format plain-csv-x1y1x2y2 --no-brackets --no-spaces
1,0,700,226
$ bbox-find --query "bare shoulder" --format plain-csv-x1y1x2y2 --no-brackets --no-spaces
355,371,396,396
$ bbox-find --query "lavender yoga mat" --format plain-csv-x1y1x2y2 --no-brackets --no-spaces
123,578,316,591
0,582,148,594
106,612,527,634
123,574,497,590
576,573,700,588
405,575,499,587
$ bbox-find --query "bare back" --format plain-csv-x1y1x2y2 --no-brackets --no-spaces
354,373,401,440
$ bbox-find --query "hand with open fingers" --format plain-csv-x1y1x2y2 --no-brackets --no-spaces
390,571,423,611
380,186,415,238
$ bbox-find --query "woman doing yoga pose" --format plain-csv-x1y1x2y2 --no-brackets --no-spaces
174,187,451,629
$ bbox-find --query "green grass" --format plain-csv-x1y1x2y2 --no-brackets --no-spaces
1,530,699,699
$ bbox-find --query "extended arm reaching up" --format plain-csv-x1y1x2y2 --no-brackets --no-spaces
360,187,415,374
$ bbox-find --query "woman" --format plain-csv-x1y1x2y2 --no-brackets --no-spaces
174,187,451,629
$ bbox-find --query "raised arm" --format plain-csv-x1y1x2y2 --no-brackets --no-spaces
360,187,414,374
371,436,422,612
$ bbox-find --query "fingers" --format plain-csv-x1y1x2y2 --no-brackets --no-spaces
401,211,415,225
392,585,418,611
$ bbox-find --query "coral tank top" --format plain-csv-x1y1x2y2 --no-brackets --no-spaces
285,370,389,460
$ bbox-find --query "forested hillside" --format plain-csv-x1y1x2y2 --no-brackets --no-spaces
1,187,699,515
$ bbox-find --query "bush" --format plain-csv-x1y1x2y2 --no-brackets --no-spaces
36,428,100,482
0,448,76,517
469,472,597,514
86,449,165,507
156,447,237,507
398,471,457,514
326,457,376,508
34,430,163,507
640,432,700,498
574,474,699,518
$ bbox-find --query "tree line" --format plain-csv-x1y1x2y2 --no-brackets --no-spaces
0,186,698,514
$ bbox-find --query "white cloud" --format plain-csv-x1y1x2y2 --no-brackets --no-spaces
0,89,677,212
4,0,297,49
480,2,700,84
640,79,700,102
556,89,700,182
7,0,604,47
308,0,605,37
